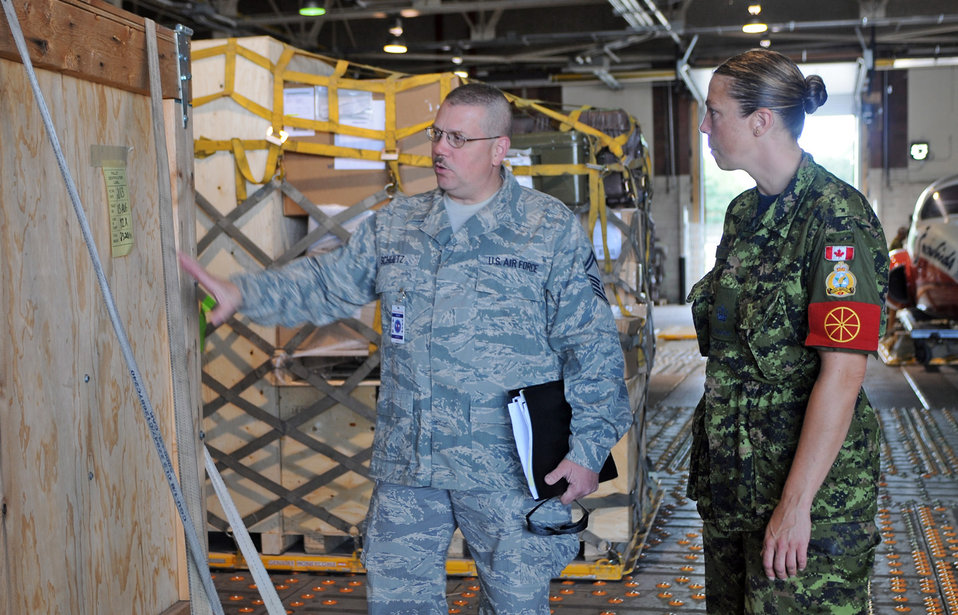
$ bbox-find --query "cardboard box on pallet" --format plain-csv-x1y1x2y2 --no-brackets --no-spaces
275,206,380,360
282,77,455,216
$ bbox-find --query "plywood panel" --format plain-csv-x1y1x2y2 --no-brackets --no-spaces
0,52,185,614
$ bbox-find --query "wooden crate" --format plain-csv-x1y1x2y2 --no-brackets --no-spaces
0,2,199,613
585,372,651,548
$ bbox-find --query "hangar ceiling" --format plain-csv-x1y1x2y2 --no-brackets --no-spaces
122,0,958,88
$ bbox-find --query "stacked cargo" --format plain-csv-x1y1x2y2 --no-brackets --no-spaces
509,105,657,564
192,35,656,578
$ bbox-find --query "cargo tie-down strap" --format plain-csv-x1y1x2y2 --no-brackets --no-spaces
191,41,459,200
0,4,285,615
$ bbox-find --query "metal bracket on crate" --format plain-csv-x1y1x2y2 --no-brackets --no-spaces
175,24,193,129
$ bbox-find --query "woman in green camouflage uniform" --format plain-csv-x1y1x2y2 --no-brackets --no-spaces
689,49,890,613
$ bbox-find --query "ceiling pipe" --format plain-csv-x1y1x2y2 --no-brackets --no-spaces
639,0,683,48
676,34,704,107
852,26,874,116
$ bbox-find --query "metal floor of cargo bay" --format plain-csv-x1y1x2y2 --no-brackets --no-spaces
213,305,958,614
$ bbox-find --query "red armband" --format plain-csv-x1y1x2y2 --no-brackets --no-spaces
805,301,882,351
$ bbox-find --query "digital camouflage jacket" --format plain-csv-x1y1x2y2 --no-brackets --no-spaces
687,153,890,531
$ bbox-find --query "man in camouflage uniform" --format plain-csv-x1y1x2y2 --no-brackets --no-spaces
181,83,631,614
688,151,889,613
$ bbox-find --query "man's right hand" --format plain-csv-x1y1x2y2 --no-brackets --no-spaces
178,252,242,326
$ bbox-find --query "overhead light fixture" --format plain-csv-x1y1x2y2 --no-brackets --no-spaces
451,47,464,65
760,38,771,48
383,36,407,54
743,3,767,33
299,0,326,16
742,18,767,34
400,8,420,18
383,17,407,54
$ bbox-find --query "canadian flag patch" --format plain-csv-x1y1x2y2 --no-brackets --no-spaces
825,245,855,261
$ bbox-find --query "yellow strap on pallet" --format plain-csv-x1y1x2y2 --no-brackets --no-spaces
233,38,276,71
510,162,592,177
227,138,281,201
224,38,237,99
272,46,295,135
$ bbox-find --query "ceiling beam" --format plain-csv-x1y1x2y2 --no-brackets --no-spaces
240,0,609,26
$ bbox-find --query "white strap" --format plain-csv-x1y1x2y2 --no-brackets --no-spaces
204,447,287,615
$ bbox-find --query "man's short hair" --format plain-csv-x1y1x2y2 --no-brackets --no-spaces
443,82,512,137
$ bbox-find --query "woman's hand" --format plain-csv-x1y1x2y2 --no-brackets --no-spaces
763,502,811,579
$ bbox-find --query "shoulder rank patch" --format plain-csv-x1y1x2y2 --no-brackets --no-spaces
584,251,609,305
825,261,857,297
825,245,854,261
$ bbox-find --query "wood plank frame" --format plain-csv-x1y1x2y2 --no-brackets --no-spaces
0,0,179,98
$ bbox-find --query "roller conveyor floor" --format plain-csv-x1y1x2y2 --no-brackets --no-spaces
213,305,958,614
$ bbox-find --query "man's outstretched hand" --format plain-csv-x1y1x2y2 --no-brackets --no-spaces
178,252,242,326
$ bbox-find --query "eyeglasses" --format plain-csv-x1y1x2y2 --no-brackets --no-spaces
525,498,590,536
425,126,502,149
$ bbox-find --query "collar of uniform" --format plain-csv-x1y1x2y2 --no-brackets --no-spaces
418,166,528,242
728,151,817,239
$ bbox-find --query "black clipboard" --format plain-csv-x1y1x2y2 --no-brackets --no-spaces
508,379,618,501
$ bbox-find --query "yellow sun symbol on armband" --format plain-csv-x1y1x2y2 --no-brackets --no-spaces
823,306,861,343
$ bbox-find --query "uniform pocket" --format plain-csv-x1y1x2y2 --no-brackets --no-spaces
742,290,805,382
687,273,713,356
805,521,880,586
461,259,546,346
372,379,415,463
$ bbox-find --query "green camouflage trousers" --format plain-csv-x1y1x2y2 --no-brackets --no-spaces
702,520,879,614
361,482,579,615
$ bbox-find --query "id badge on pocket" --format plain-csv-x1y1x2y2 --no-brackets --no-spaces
390,304,405,344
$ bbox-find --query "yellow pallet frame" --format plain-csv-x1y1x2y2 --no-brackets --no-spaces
209,485,663,582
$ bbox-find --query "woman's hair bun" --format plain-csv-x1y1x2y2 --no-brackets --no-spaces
804,75,828,114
